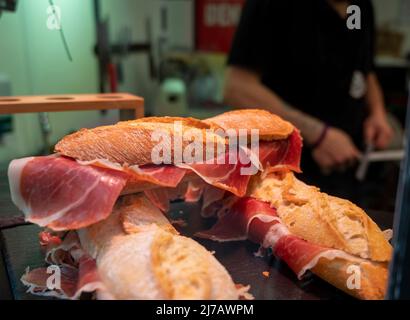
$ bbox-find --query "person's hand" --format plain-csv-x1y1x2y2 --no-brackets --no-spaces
312,127,361,173
363,111,393,149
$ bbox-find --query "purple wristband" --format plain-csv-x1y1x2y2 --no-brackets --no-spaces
311,124,329,150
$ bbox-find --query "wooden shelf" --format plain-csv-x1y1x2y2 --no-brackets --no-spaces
0,93,144,119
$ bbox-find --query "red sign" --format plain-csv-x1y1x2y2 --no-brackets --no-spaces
196,0,245,53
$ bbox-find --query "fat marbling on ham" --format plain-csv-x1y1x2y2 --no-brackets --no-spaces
8,156,128,230
8,156,189,230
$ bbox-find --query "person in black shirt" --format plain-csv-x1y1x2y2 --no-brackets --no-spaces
224,0,393,195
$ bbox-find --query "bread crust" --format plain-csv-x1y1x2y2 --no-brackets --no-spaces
125,116,219,130
248,172,392,299
55,110,295,165
118,194,178,235
204,109,294,140
311,256,388,300
78,194,239,300
151,231,212,299
55,117,226,166
249,172,392,262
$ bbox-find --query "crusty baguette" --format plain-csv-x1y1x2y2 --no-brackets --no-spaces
249,172,392,262
205,109,295,140
248,172,392,299
55,110,295,165
78,194,240,300
118,194,178,235
311,256,388,300
55,117,226,166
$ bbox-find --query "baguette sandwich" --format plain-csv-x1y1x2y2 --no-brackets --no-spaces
22,194,245,299
9,109,392,300
9,112,300,230
197,110,392,300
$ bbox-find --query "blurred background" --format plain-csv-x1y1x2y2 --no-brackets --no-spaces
0,0,409,211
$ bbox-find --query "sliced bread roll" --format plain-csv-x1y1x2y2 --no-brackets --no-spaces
248,172,392,299
78,194,240,300
55,117,226,166
249,172,392,262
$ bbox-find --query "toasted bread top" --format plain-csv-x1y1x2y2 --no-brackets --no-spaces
124,116,219,130
55,110,294,165
205,109,295,141
55,117,226,166
248,172,392,262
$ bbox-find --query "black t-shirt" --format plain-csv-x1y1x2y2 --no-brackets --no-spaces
228,0,375,148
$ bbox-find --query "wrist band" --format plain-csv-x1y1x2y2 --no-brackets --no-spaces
311,124,329,150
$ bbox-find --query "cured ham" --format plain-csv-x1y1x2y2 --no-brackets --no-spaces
177,131,302,197
8,128,301,230
129,164,187,188
200,185,227,217
143,182,191,212
78,159,188,195
76,158,187,189
21,232,107,299
197,197,357,279
259,130,302,175
144,188,172,212
39,230,62,247
9,156,128,230
176,149,254,197
145,179,229,217
184,180,205,202
8,157,189,230
196,197,280,242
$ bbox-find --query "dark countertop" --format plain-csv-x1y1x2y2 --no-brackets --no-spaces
0,167,394,300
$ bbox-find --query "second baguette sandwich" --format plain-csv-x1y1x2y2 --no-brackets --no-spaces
197,172,392,300
9,110,301,230
22,194,246,300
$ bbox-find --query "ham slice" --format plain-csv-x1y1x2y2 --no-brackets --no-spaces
77,159,188,194
42,231,82,266
196,197,280,241
8,156,188,230
143,180,228,217
259,130,302,175
177,131,302,197
184,180,206,202
143,188,172,212
39,230,62,247
201,185,226,216
197,197,353,279
129,164,186,188
76,158,188,187
21,265,80,299
8,156,128,230
21,231,108,299
176,148,254,197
